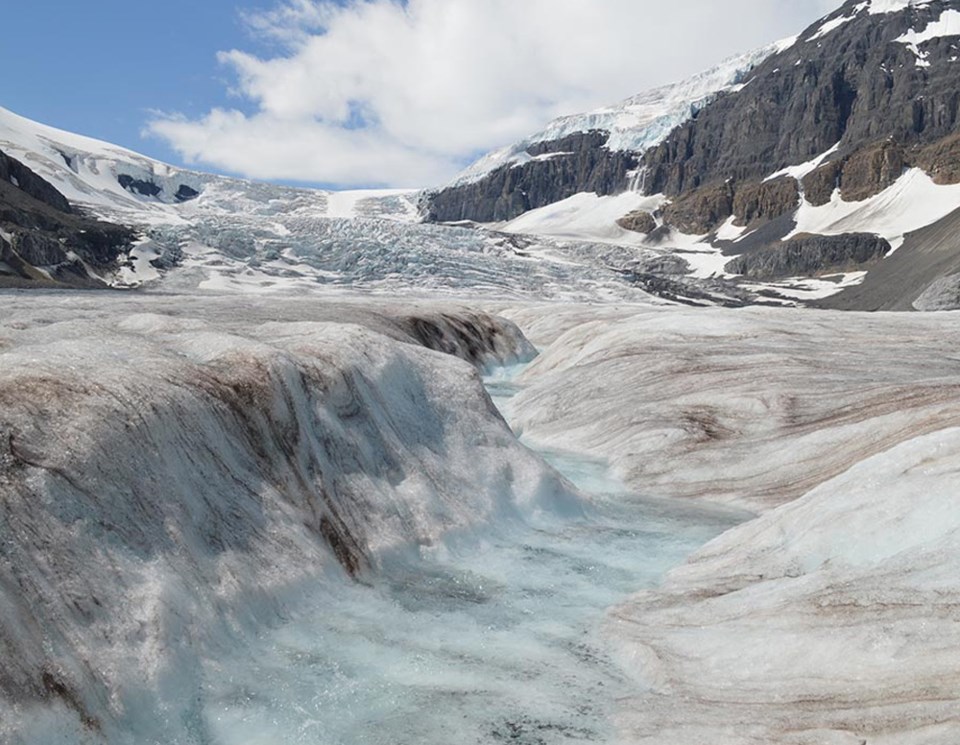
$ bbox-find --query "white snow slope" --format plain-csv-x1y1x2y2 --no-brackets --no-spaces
0,106,418,226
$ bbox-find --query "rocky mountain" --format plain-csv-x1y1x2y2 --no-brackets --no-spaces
426,0,960,310
0,149,134,287
425,41,788,224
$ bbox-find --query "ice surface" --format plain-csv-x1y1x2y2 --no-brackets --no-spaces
201,483,743,745
0,293,573,742
189,362,745,745
479,302,960,743
501,303,960,511
609,427,960,743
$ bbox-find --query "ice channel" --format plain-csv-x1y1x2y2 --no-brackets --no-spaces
199,364,747,745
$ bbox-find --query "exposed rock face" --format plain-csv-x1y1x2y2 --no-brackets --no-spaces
616,209,657,234
839,140,905,201
175,184,200,202
0,149,135,287
801,161,842,206
661,183,733,234
0,150,73,213
117,174,162,198
914,133,960,185
425,131,638,223
643,1,960,197
118,175,202,203
732,177,799,226
725,233,890,280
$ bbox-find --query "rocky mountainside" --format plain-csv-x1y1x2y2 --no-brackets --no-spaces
425,42,787,224
0,150,134,287
426,0,960,310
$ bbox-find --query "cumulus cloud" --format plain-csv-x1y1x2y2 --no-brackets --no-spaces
147,0,843,188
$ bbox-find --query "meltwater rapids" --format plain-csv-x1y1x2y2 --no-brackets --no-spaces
196,364,747,745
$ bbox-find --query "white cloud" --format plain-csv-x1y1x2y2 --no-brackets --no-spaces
147,0,844,188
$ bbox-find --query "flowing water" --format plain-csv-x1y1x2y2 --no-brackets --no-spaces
200,366,747,744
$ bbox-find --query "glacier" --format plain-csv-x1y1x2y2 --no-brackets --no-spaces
5,11,960,740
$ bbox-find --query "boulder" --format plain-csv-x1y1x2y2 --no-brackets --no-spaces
616,210,657,234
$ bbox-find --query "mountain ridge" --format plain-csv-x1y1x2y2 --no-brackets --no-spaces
424,0,960,310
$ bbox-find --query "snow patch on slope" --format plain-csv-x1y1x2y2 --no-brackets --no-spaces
495,192,665,244
764,142,840,182
896,8,960,66
867,0,933,14
788,168,960,251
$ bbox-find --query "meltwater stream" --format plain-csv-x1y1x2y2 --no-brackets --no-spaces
200,366,746,744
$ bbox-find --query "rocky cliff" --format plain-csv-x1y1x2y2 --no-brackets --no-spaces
424,131,638,223
0,150,134,287
643,0,960,211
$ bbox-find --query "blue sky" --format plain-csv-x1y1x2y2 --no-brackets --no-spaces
0,1,268,166
1,0,840,189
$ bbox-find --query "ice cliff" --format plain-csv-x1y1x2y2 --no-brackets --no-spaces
0,294,571,743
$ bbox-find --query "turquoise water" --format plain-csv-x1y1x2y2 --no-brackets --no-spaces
200,367,745,744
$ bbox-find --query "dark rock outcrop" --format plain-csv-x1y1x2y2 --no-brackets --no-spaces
617,209,657,234
662,183,734,234
0,150,73,214
725,233,890,280
840,140,905,201
425,131,638,223
732,177,800,226
643,1,960,198
117,175,162,198
0,149,135,287
802,161,843,206
913,133,960,185
175,184,200,202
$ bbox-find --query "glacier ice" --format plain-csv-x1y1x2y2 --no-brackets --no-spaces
0,294,571,742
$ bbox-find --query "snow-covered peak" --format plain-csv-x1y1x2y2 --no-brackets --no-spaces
0,106,419,226
448,39,794,189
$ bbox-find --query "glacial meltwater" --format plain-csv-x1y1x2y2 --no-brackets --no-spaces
199,366,746,744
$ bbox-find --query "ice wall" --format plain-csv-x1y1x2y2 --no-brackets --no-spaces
0,295,566,743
